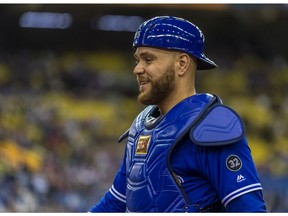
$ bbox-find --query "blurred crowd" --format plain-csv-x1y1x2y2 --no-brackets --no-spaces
0,49,287,212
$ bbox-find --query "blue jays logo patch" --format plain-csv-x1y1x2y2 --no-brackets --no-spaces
226,155,242,172
136,135,151,155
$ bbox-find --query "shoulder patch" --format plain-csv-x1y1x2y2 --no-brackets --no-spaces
226,154,242,172
190,104,245,146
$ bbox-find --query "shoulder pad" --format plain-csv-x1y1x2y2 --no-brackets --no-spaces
190,104,245,146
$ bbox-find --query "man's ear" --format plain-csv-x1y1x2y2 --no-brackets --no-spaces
178,53,191,76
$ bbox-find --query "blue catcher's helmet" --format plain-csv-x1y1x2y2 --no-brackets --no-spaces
133,16,217,70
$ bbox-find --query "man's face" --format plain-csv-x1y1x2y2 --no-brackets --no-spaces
133,47,176,105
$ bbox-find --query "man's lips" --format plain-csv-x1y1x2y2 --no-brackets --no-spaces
139,80,149,91
139,81,148,86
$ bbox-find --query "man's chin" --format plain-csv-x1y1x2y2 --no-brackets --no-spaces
138,93,153,105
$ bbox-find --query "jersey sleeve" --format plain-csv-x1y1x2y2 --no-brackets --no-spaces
226,189,267,212
197,137,266,212
89,153,127,212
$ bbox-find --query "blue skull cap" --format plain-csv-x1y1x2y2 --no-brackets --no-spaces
133,16,217,70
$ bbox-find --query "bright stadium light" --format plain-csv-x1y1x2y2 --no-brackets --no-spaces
92,15,144,32
19,11,73,29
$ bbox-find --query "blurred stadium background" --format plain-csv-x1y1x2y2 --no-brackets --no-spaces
0,4,287,212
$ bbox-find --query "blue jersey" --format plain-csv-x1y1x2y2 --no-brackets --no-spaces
89,94,267,212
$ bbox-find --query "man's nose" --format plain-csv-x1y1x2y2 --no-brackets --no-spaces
133,62,145,75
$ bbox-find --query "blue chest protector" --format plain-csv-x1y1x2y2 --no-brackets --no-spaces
124,93,244,212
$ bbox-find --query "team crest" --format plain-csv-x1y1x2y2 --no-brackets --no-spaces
136,135,151,155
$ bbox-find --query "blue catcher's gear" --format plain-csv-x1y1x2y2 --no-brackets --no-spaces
124,93,217,212
89,94,267,213
133,16,217,70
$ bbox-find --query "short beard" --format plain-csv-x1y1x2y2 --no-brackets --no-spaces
138,65,175,105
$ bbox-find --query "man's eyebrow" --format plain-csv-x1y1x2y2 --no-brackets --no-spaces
134,51,155,58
